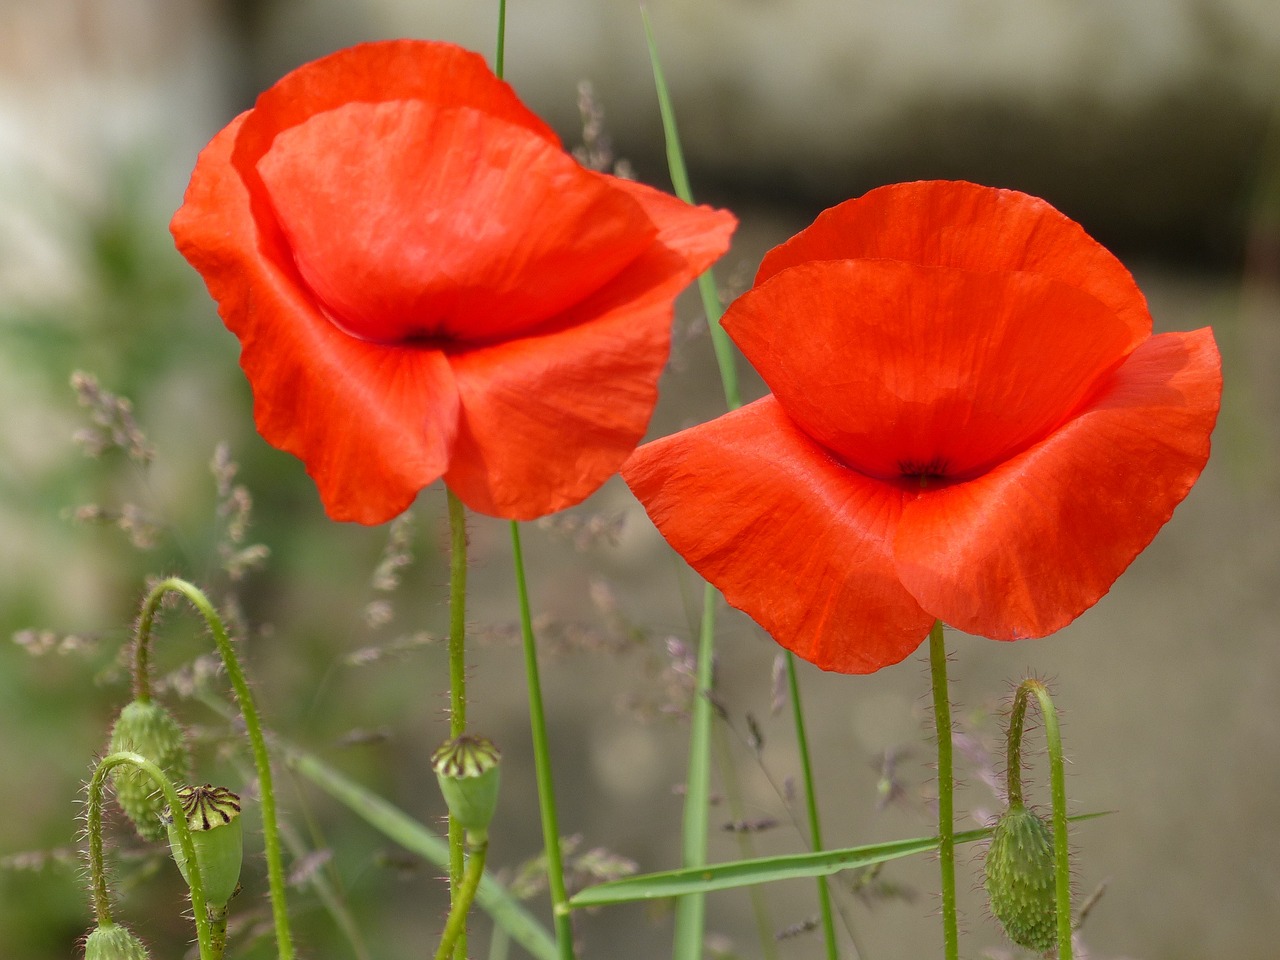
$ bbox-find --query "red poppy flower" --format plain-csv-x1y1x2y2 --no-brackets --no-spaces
171,40,735,524
623,181,1222,674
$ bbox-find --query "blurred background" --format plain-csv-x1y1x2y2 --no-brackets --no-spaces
2,1,1278,958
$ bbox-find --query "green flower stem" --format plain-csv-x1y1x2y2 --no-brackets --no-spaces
510,521,577,960
927,621,958,960
785,654,841,960
672,583,717,960
136,578,294,960
435,836,490,960
1008,679,1073,959
446,488,471,960
89,751,215,960
494,0,507,79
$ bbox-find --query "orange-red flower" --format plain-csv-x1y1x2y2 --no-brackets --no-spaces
624,181,1222,674
172,40,735,524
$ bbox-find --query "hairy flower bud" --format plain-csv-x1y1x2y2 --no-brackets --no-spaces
983,803,1058,951
108,700,191,841
83,923,151,960
431,735,501,839
166,784,243,907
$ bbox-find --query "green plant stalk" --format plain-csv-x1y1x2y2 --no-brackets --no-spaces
786,655,842,960
510,521,577,960
641,7,739,411
494,0,507,79
137,578,293,960
670,585,717,960
641,15,741,959
446,488,470,960
89,751,215,960
436,837,490,960
927,621,959,960
1008,679,1073,959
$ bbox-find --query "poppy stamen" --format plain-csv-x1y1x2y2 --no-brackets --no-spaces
899,457,949,488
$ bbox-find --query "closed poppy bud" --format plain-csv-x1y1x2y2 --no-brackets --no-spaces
83,922,151,960
108,700,191,841
166,784,243,907
432,735,501,839
983,803,1058,951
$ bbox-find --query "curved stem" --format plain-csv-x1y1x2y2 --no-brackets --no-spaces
786,654,841,960
510,521,577,960
136,578,294,960
435,837,490,960
446,489,471,960
89,751,215,960
927,621,958,960
1008,679,1073,959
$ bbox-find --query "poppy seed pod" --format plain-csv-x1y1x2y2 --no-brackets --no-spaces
83,922,151,960
108,700,191,841
432,735,501,839
983,803,1058,951
166,784,243,907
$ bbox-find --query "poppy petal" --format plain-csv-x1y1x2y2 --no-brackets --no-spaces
893,327,1222,639
171,116,460,525
623,397,934,673
257,100,657,344
757,180,1152,347
443,193,735,519
724,259,1134,479
224,41,562,336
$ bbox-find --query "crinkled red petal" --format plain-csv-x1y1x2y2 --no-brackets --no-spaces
893,328,1222,639
724,259,1134,478
170,116,460,525
258,100,656,344
225,40,560,331
757,180,1152,349
623,397,934,673
445,190,737,519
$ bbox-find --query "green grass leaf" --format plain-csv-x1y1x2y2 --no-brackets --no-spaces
570,814,1108,907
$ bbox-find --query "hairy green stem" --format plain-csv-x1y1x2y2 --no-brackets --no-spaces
136,578,293,959
927,621,958,960
435,837,491,960
786,654,842,960
510,522,577,960
89,751,215,959
446,489,470,960
1008,679,1073,959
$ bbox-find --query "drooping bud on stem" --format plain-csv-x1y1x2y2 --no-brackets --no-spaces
983,678,1075,959
432,734,501,842
166,784,243,908
108,700,191,841
984,802,1057,951
83,922,152,960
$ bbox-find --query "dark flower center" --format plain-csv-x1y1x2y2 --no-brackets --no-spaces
898,457,949,488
